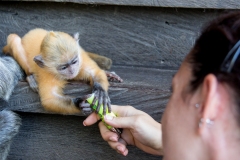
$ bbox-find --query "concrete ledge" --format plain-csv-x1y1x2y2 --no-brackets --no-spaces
4,0,240,9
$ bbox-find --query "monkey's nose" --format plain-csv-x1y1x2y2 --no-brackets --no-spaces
68,67,73,74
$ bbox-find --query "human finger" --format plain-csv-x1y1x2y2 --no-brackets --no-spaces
104,135,128,156
111,105,145,117
114,138,129,156
104,114,139,129
98,121,119,142
83,112,100,126
98,122,129,156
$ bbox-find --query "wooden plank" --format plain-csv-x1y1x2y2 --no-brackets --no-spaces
4,0,240,9
8,112,162,159
0,66,175,121
0,2,224,69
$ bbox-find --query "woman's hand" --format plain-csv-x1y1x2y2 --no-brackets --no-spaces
83,105,163,156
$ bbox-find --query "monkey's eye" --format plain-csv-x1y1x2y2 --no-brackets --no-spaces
72,60,78,64
59,66,67,70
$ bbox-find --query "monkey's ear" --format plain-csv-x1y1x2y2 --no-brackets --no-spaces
34,55,45,68
49,31,57,37
73,32,80,43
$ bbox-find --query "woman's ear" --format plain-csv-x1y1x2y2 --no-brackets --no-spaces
199,74,220,129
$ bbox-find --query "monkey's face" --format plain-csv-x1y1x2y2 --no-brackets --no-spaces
39,31,82,80
56,55,80,80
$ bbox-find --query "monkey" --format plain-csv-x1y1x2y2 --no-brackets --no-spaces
0,56,24,101
87,52,112,70
3,28,119,115
0,56,22,160
0,110,21,160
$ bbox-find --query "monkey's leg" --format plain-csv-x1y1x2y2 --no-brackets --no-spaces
86,51,112,70
3,34,39,92
2,34,30,75
38,81,91,115
26,74,39,92
105,71,123,83
85,52,123,83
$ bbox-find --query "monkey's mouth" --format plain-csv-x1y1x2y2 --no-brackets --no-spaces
65,73,78,80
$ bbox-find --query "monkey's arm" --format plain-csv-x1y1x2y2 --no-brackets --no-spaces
26,70,122,94
38,76,91,115
76,53,111,115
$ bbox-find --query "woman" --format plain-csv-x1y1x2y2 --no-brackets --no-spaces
83,11,240,159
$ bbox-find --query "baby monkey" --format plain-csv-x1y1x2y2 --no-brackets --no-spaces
3,28,121,115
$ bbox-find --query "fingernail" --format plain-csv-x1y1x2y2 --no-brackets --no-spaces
123,150,128,156
83,121,86,126
117,146,122,152
109,136,117,142
105,115,113,120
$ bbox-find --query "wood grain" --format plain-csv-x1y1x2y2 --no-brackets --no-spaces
1,65,169,159
8,112,162,160
0,66,174,121
0,2,227,159
0,2,224,69
5,0,240,9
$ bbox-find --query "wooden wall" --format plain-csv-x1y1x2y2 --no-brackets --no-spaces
8,0,240,9
0,1,229,159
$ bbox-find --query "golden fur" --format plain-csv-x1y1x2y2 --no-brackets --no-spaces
3,28,109,114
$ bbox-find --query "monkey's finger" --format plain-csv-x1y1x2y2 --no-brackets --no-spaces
82,94,92,101
80,102,90,108
81,102,92,115
107,96,111,113
73,97,84,107
95,91,101,113
82,110,93,116
82,108,92,112
103,96,107,115
91,91,99,108
96,91,103,114
30,81,38,92
105,71,123,83
26,75,39,92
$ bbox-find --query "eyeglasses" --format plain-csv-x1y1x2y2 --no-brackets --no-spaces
220,40,240,73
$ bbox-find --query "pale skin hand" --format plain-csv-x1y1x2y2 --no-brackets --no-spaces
83,105,163,156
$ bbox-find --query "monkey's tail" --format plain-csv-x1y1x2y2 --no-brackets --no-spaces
0,110,21,160
0,56,24,101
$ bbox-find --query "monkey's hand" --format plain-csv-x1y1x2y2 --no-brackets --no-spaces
91,82,111,115
73,97,93,115
105,71,123,83
26,74,38,92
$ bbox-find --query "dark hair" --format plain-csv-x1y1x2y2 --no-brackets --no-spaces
187,11,240,121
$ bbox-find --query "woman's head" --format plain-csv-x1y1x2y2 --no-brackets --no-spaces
162,12,240,159
187,12,240,119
